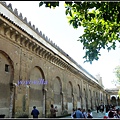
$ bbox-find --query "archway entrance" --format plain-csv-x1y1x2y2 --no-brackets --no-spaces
0,51,14,118
111,96,116,106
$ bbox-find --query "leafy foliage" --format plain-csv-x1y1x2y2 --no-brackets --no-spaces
114,65,120,84
39,1,120,63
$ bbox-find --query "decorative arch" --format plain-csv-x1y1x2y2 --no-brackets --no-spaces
29,66,45,80
29,66,45,117
77,84,81,108
83,88,87,109
67,81,73,96
53,76,62,93
67,81,73,114
53,76,63,116
111,96,117,106
0,50,14,118
89,89,92,109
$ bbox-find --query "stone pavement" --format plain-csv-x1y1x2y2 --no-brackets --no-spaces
92,110,105,118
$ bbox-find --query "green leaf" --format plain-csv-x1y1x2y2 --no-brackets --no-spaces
39,2,44,7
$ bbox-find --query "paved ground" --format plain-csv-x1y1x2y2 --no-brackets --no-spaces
92,110,105,118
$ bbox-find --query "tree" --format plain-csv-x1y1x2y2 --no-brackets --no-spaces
114,65,120,85
39,1,120,63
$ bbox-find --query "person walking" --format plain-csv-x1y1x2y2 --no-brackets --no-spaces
31,106,40,118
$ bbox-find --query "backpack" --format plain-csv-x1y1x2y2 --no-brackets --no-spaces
73,112,76,118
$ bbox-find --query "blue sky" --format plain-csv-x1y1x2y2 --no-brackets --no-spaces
5,1,120,88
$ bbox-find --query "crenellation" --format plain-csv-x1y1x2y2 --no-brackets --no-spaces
14,8,18,16
45,36,49,42
1,2,7,6
35,28,39,33
42,34,46,40
18,13,23,20
7,3,13,11
32,24,35,30
39,30,42,37
28,21,31,26
23,17,27,24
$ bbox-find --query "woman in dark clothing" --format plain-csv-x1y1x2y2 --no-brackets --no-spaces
108,108,114,118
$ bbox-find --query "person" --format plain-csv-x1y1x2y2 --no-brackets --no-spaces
54,106,58,117
82,109,87,118
96,105,99,113
108,108,114,118
75,108,84,118
105,104,110,113
115,108,120,118
100,105,104,113
87,112,93,118
71,108,76,118
87,109,93,118
31,106,40,118
50,104,57,118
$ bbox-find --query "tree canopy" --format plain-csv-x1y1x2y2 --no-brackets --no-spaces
39,1,120,63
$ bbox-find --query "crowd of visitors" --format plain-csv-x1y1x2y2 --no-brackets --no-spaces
103,105,120,118
31,104,120,119
71,108,93,118
71,104,120,119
